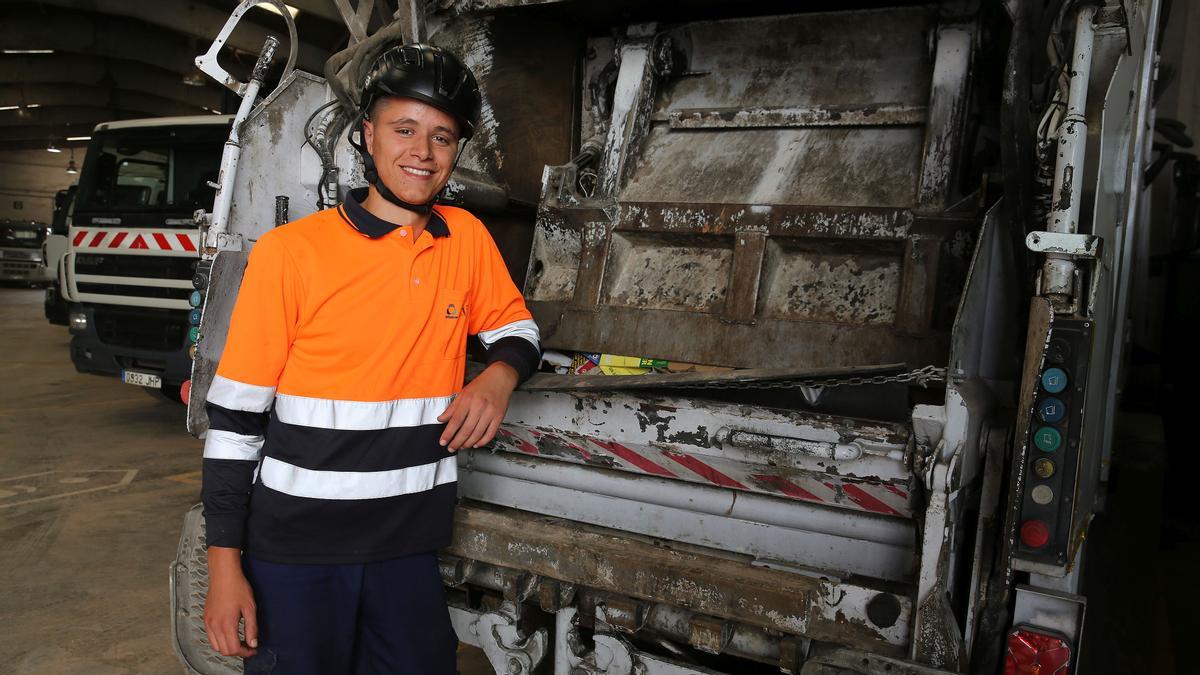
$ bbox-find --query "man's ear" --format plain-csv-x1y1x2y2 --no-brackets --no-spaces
362,117,374,150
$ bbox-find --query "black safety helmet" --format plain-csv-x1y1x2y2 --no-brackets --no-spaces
359,43,481,141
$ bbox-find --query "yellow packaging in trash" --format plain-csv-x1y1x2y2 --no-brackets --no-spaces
571,352,668,375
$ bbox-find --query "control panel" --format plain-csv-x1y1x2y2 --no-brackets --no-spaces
1016,319,1092,566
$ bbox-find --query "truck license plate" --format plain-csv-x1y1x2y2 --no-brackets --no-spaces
122,370,162,389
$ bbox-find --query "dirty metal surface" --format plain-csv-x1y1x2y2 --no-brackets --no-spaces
621,125,925,208
226,71,361,246
502,387,913,487
666,104,928,130
461,447,918,578
916,22,975,212
623,7,935,207
530,302,951,371
430,12,578,205
516,362,909,391
187,250,248,437
447,502,911,655
525,205,977,369
525,4,980,371
657,8,934,112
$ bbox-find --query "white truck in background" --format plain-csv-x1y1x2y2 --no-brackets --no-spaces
44,186,75,326
60,116,230,401
0,218,51,285
171,0,1164,673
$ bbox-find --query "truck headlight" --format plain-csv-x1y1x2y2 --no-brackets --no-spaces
69,311,88,332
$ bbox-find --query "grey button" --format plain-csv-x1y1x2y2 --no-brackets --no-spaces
1031,485,1054,505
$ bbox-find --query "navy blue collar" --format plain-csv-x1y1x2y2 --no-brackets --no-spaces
339,187,450,239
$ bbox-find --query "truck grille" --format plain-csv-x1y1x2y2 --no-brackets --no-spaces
93,306,188,351
76,283,192,300
1,260,41,278
74,253,195,280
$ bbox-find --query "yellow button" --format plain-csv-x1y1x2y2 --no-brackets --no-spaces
1033,457,1056,478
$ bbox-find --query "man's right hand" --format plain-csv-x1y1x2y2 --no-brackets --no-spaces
204,546,258,658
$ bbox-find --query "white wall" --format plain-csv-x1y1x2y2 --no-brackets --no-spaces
0,149,80,223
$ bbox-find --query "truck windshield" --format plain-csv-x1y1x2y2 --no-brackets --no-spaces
74,124,228,214
0,221,48,249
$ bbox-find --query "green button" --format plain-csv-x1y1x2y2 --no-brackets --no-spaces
1033,426,1062,452
188,326,200,344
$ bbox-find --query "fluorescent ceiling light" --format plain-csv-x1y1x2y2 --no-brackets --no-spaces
0,104,38,111
66,136,91,141
3,49,54,54
256,3,300,18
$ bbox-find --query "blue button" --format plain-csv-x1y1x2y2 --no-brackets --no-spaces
1041,367,1068,394
1037,397,1066,423
189,308,202,326
189,290,203,307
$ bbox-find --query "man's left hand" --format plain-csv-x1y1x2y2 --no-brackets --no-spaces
438,362,520,451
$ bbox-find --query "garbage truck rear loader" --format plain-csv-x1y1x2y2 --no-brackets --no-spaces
172,1,1162,672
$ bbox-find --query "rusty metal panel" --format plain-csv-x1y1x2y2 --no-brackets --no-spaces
621,126,926,208
532,302,951,370
667,104,929,130
759,238,903,325
619,7,936,207
430,13,579,205
658,8,934,111
525,5,979,370
493,386,915,505
601,232,733,312
447,502,911,655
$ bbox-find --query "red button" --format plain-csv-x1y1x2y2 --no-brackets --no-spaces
181,380,192,406
1020,520,1050,548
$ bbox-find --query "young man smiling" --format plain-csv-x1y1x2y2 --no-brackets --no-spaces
200,44,541,674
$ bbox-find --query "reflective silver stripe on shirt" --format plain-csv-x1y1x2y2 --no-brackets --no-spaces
202,429,264,461
273,394,454,431
258,455,457,500
207,375,277,413
477,318,540,350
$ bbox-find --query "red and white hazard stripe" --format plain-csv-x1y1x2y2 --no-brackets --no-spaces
70,228,198,254
495,426,913,518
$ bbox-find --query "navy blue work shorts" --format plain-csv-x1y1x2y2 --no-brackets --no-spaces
241,552,458,675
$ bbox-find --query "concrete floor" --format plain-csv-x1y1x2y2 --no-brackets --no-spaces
1,287,202,673
0,287,491,674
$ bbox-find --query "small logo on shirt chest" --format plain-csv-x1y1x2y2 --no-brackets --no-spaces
446,303,465,319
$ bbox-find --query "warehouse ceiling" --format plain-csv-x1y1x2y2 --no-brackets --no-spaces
0,0,353,151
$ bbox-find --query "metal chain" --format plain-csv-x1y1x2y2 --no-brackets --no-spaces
670,364,947,390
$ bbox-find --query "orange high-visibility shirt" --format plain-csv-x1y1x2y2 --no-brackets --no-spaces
201,192,540,563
